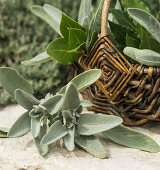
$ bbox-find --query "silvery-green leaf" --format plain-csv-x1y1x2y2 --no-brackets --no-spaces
128,8,160,43
80,100,92,108
62,82,80,110
34,125,49,156
78,113,123,135
30,5,62,35
29,110,43,118
102,125,160,153
8,111,31,137
63,126,75,151
31,117,41,138
62,110,72,125
0,127,9,138
0,67,33,96
14,89,40,110
123,47,137,60
21,52,51,66
41,94,63,115
59,69,101,94
75,135,108,159
41,120,68,145
78,0,92,25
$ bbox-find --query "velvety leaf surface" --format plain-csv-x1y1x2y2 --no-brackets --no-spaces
14,89,40,110
128,8,160,43
102,125,160,153
41,94,63,115
41,120,68,145
78,0,91,25
78,113,123,135
80,100,92,108
63,126,75,151
0,67,33,96
75,135,108,159
8,111,31,137
46,38,82,64
60,13,84,39
34,125,49,156
31,117,41,138
21,52,51,66
31,5,62,35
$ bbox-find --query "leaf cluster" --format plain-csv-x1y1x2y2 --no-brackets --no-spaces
0,67,159,158
109,0,160,66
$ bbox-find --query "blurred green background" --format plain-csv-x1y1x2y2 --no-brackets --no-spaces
0,0,81,105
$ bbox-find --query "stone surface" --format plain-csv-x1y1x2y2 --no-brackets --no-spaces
0,105,160,170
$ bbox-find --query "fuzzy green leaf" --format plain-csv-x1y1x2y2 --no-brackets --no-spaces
62,110,72,125
63,126,75,151
62,82,80,110
128,8,160,43
34,125,49,156
21,52,51,66
30,5,62,35
41,94,63,115
8,111,31,137
75,135,108,159
102,125,160,153
41,120,68,145
80,100,92,108
59,69,101,94
78,113,123,135
0,127,9,138
68,28,87,48
0,67,33,96
46,38,82,65
111,9,136,30
60,13,84,39
78,0,92,25
31,117,41,138
14,89,40,110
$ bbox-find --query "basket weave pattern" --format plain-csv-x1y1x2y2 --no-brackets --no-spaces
69,35,160,125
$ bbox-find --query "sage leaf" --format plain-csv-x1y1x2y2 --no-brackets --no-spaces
30,5,62,35
8,111,31,137
102,125,160,153
111,9,136,31
62,110,72,125
78,0,92,26
62,82,80,110
123,47,137,61
78,113,123,135
21,52,51,66
46,38,82,64
41,94,63,115
128,8,160,43
31,117,41,138
60,13,84,39
41,120,68,145
63,126,75,151
34,125,49,156
0,127,9,138
14,89,40,110
0,67,33,96
80,100,92,108
75,135,108,159
68,28,87,48
87,31,98,53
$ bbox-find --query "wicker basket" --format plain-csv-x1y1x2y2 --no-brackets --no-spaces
69,0,160,126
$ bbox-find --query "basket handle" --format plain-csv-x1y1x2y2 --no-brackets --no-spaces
101,0,112,36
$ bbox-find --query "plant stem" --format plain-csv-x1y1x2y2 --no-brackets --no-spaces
101,0,112,36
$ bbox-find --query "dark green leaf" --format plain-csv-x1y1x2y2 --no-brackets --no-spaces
75,135,108,158
21,52,51,66
126,34,140,48
78,113,123,135
41,94,63,115
8,111,31,137
128,8,160,43
78,0,92,26
0,67,33,96
60,13,84,39
41,120,68,145
14,89,40,110
87,31,98,53
111,9,136,30
102,125,160,153
46,38,82,64
31,117,41,138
